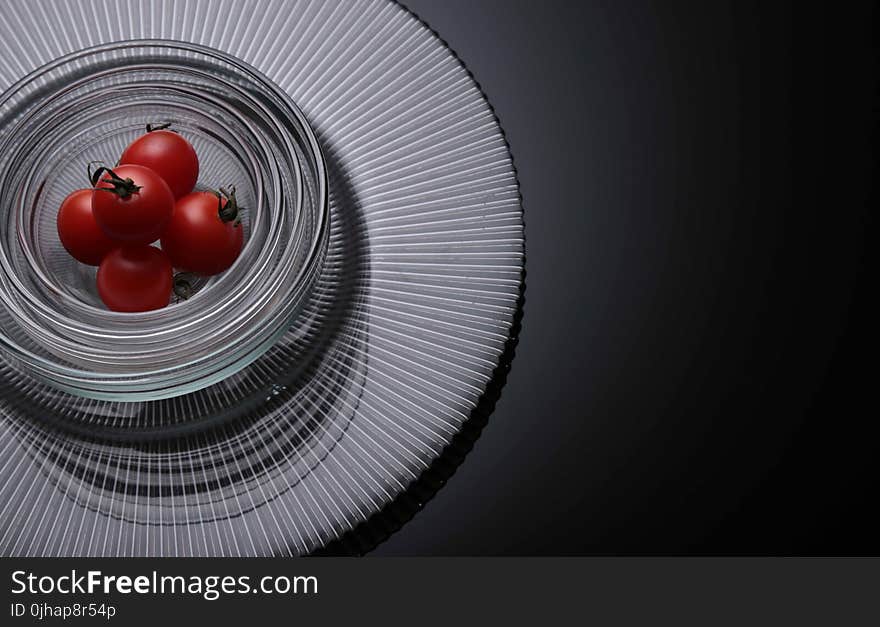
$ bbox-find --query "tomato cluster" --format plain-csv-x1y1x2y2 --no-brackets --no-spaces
56,125,244,312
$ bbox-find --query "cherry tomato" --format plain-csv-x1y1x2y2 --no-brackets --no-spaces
119,126,199,199
161,188,244,276
91,164,174,245
96,246,173,312
56,189,118,265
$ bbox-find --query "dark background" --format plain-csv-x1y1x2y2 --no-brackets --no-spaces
376,0,878,554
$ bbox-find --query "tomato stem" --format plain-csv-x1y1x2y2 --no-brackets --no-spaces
146,121,173,132
217,186,242,226
88,164,141,199
173,272,195,302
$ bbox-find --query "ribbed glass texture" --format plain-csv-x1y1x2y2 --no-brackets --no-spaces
0,0,524,556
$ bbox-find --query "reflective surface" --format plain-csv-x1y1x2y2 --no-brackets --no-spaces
0,0,524,556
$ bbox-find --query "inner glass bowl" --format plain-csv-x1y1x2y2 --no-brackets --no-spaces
0,41,328,401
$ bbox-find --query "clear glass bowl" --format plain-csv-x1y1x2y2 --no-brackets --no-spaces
0,41,329,401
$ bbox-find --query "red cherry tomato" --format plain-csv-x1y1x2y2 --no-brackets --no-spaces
119,126,199,199
96,246,173,312
161,188,244,276
56,189,118,265
91,164,174,245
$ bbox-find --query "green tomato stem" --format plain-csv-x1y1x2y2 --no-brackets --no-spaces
217,186,242,226
88,164,141,198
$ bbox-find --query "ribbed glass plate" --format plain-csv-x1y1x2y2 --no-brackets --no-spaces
0,0,524,556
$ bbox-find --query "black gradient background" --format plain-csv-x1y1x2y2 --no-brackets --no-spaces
374,1,878,554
